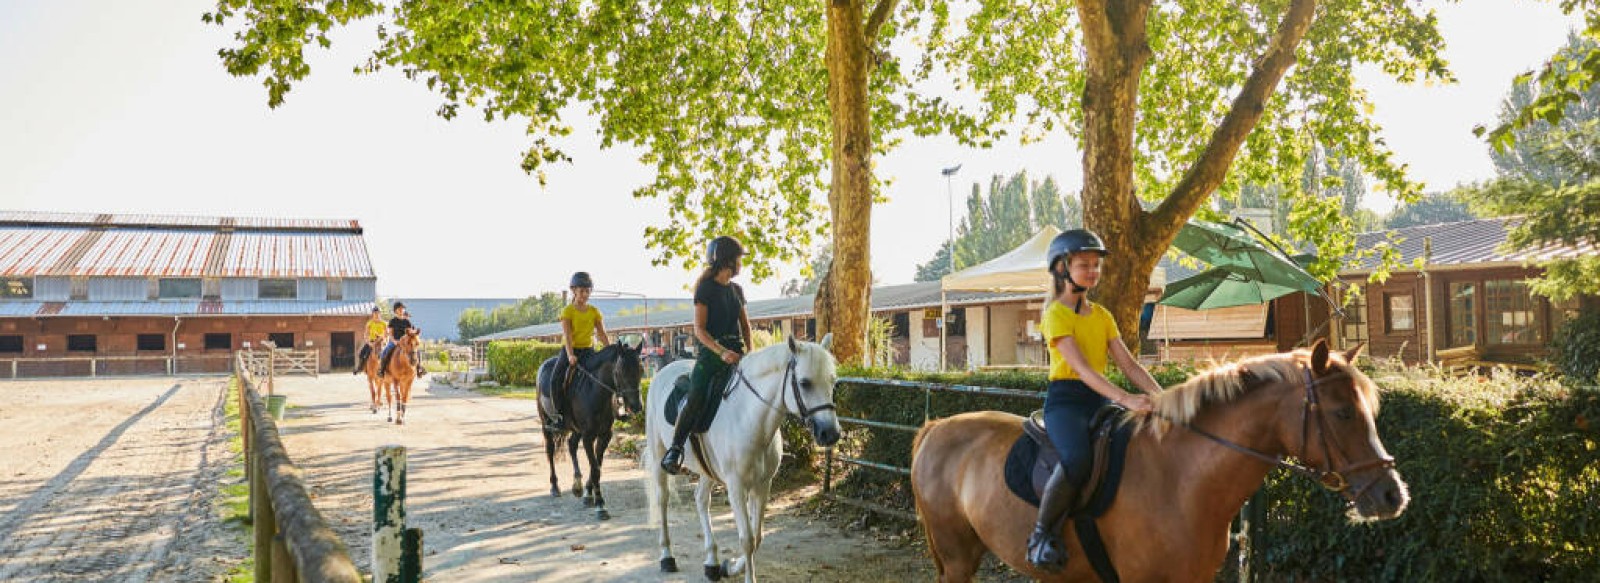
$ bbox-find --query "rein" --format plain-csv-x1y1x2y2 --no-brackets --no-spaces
1165,364,1395,499
568,347,639,409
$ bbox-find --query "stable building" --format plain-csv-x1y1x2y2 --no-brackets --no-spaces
0,211,378,376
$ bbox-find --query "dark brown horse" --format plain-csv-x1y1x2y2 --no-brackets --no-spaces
911,341,1408,582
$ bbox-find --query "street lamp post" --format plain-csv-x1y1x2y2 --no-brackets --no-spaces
939,164,961,371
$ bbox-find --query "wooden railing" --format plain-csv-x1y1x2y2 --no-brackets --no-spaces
239,348,321,377
0,354,234,378
234,352,360,582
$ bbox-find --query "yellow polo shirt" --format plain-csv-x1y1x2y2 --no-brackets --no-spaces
560,304,603,349
1039,300,1120,381
365,319,388,342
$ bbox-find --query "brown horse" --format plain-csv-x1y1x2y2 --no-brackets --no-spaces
383,329,420,425
910,341,1408,582
363,338,385,414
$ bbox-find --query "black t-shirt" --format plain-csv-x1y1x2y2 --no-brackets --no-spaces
389,317,416,339
694,278,746,345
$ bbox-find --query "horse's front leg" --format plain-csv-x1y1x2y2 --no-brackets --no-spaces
724,482,756,582
694,478,724,581
544,427,562,498
587,430,612,519
567,431,584,499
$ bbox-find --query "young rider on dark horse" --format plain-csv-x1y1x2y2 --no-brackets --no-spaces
377,302,427,379
544,272,610,432
660,236,752,475
1027,229,1164,573
353,307,387,374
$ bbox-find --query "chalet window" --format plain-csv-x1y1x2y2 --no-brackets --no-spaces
1386,294,1415,332
135,334,165,351
259,279,298,300
1340,292,1369,347
1,277,32,298
67,334,97,353
159,278,202,299
267,333,295,349
202,278,222,300
0,335,22,353
204,333,232,351
1485,279,1544,345
326,278,343,301
70,277,88,301
891,312,911,339
1448,282,1477,348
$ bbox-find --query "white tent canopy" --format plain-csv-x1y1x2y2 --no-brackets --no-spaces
940,226,1061,293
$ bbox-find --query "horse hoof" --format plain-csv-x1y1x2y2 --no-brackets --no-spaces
704,564,724,581
596,508,610,521
582,496,594,508
659,557,678,573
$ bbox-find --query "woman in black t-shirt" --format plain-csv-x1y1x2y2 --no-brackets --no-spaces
660,236,752,475
378,302,426,379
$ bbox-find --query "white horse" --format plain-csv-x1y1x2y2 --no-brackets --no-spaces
644,335,843,582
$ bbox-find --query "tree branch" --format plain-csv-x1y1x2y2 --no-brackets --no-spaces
1152,0,1319,231
864,0,899,49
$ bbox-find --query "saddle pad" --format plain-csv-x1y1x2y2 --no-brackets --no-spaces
1002,408,1134,519
663,373,726,433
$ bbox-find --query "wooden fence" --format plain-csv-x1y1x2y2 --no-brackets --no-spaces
234,352,361,582
239,348,321,378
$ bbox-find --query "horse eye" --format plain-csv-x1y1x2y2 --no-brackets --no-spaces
1335,408,1354,421
800,379,814,390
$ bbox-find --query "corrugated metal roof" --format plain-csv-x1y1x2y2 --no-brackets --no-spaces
474,281,1041,341
0,210,358,231
0,211,375,278
1345,216,1599,272
8,300,376,317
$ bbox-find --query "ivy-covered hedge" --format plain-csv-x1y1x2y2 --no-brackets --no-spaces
1551,307,1600,387
484,340,563,387
830,365,1599,580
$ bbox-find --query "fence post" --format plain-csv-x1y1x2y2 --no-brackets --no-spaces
267,350,276,396
400,528,424,583
271,532,295,582
253,443,274,583
374,445,407,583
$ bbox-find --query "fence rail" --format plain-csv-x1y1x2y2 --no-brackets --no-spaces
235,352,361,583
0,354,234,378
239,348,321,378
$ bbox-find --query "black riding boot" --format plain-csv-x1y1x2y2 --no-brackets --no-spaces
1027,465,1080,573
660,389,709,475
544,368,574,432
413,350,426,377
377,347,394,378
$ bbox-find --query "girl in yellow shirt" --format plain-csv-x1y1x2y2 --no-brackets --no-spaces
546,272,610,431
1026,229,1164,573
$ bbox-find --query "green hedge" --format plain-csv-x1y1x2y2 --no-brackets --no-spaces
830,365,1599,580
1551,307,1600,387
484,340,563,387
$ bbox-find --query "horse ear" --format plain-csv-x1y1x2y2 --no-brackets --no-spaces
1311,338,1332,375
820,333,834,350
788,335,799,353
1342,342,1366,364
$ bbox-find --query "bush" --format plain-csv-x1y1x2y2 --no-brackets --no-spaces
1551,307,1600,386
484,340,563,387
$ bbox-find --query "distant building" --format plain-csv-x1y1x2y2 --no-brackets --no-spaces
0,211,377,376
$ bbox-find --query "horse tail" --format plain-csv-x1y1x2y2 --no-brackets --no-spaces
911,417,947,576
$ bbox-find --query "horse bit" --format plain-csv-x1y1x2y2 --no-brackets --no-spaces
1171,364,1395,500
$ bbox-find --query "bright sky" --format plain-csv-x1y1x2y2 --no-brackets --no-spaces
0,1,1581,300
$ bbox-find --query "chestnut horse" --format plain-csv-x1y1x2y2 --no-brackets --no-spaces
363,338,384,414
910,341,1408,582
383,329,420,425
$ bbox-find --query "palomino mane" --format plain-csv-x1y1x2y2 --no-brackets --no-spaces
1132,350,1377,437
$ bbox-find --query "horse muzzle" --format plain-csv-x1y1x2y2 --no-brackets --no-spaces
805,414,841,448
1349,470,1409,521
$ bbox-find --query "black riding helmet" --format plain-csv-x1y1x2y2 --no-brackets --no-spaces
707,236,745,267
1047,229,1108,293
570,271,593,289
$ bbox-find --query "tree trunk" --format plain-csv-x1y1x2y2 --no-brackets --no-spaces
824,0,874,365
1077,0,1154,351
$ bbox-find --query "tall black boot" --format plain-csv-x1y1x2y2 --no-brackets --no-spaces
413,350,427,377
1027,465,1080,573
660,389,708,475
378,348,394,378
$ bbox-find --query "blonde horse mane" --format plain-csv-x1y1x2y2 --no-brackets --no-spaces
1132,349,1378,437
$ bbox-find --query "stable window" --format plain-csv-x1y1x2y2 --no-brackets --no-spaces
137,334,166,352
267,333,295,349
1485,279,1544,346
1386,293,1415,332
326,278,343,301
159,278,202,299
1,277,32,298
70,277,88,301
890,312,910,339
0,335,22,353
204,333,232,351
259,279,298,299
67,334,97,352
1448,282,1477,348
1340,292,1369,347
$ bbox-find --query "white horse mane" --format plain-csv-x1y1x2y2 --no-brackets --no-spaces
733,339,836,386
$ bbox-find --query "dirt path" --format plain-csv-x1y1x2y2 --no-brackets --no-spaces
268,374,935,582
0,377,242,582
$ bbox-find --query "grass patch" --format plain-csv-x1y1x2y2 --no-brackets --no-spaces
470,384,539,400
220,378,254,582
